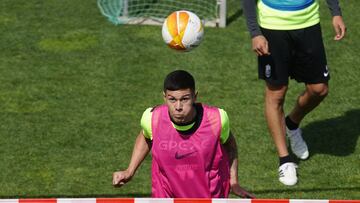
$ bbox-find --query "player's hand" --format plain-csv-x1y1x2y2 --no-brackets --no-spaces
231,183,256,198
332,16,346,41
112,170,132,187
252,35,270,56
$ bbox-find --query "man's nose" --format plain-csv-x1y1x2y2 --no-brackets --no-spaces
175,100,182,110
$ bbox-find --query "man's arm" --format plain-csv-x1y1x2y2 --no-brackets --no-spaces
325,0,346,40
112,130,152,187
326,0,342,16
332,16,346,40
223,132,255,198
242,0,270,56
242,0,261,38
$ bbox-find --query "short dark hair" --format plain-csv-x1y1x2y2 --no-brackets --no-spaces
163,70,195,92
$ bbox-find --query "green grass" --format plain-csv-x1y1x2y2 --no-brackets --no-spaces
0,0,359,199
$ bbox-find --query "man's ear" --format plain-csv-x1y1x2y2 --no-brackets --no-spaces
163,91,166,102
194,91,198,102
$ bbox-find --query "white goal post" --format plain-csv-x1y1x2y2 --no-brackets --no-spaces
98,0,227,28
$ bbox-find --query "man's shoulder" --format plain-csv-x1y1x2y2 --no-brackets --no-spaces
200,103,227,114
150,104,167,112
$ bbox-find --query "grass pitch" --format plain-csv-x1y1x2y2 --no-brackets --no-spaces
0,0,359,199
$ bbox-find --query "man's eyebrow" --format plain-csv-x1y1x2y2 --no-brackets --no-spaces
167,93,192,97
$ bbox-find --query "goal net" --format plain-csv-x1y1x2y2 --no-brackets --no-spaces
98,0,227,27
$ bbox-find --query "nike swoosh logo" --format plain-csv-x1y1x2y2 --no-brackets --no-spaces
324,65,329,77
175,151,197,159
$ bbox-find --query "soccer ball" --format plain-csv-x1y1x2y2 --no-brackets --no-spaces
162,10,204,51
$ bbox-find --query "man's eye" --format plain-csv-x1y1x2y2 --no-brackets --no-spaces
181,98,190,102
169,98,176,102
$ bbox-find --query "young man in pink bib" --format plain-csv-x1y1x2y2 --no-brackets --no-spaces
113,70,254,198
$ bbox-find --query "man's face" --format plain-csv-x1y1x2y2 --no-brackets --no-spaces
164,88,197,124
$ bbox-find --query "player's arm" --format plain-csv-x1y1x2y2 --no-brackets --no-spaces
242,0,269,56
332,15,346,40
223,132,255,198
112,130,151,187
325,0,346,40
242,0,261,38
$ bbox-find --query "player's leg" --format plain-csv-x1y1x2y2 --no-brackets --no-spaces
265,84,288,157
285,23,329,160
285,83,328,160
288,83,328,123
265,83,298,186
259,28,298,186
288,23,329,123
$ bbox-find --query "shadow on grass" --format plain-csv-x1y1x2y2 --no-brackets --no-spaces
226,9,243,26
302,109,360,157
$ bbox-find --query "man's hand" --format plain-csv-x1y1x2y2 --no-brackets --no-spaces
332,16,346,41
112,170,133,187
231,183,256,198
252,35,270,56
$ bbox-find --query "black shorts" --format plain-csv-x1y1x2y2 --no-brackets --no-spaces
258,23,329,85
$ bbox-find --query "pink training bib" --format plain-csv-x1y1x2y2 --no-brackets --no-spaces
151,104,230,198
